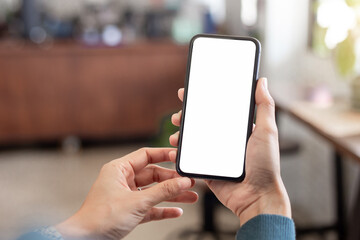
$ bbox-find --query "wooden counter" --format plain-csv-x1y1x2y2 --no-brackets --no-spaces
0,40,188,144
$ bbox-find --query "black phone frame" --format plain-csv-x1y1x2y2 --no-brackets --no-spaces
176,34,261,182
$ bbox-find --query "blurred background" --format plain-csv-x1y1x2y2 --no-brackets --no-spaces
0,0,360,239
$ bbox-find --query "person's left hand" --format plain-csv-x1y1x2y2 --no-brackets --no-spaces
56,148,198,240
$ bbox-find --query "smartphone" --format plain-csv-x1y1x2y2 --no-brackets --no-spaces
176,34,261,181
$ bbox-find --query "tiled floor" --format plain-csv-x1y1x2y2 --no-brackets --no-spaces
0,144,239,240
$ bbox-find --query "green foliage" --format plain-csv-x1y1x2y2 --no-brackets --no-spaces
335,35,356,76
151,114,179,147
312,0,359,77
312,24,330,57
345,0,360,7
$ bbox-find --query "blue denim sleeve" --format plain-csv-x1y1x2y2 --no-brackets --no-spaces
236,214,295,240
17,227,63,240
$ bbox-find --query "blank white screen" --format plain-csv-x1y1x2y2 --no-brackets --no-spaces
179,37,257,178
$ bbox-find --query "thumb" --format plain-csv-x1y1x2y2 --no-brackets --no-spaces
255,78,277,134
143,177,192,206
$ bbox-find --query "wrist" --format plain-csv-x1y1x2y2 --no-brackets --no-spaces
239,178,291,226
55,213,97,240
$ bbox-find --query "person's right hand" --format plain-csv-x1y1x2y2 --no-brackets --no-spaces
169,77,291,226
56,148,197,240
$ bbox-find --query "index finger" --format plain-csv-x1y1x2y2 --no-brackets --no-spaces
255,78,277,132
119,147,175,173
178,88,184,102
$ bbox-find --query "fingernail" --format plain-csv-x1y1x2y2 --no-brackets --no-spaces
178,177,192,189
169,150,177,159
190,178,196,187
262,78,268,90
177,207,184,215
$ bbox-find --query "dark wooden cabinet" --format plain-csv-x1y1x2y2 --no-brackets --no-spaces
0,41,188,144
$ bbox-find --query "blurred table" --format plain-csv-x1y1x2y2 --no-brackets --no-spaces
272,83,360,240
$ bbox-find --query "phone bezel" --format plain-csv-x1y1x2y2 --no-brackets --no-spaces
176,34,261,182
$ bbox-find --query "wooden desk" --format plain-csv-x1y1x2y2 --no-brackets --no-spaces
273,85,360,240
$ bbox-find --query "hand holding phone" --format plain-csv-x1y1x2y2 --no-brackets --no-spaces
175,34,261,181
170,78,291,226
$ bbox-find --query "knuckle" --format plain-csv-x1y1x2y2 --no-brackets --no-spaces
139,147,152,159
152,166,161,183
268,96,275,107
101,162,111,172
99,161,118,177
135,197,152,214
100,164,107,174
161,181,176,197
264,97,275,109
255,124,278,139
264,124,278,137
139,147,149,153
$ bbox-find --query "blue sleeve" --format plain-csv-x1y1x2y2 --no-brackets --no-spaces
17,227,64,240
236,214,295,240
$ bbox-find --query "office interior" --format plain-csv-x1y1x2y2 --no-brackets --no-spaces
0,0,359,239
